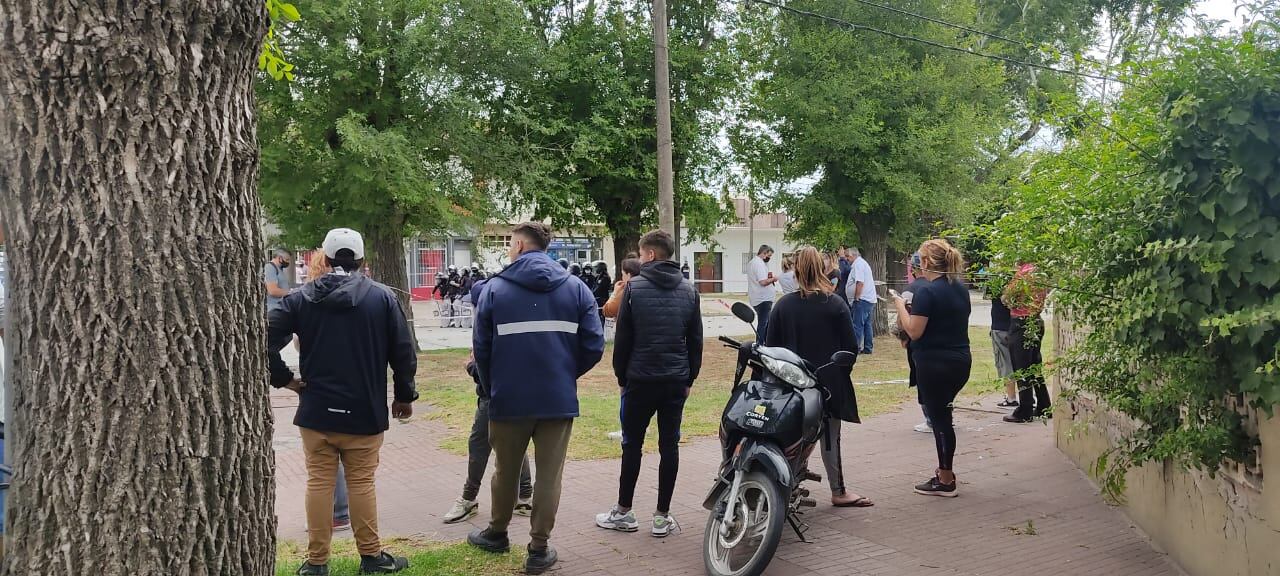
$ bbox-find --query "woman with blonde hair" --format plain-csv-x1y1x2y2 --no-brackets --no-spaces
763,246,872,507
778,255,799,295
891,238,971,497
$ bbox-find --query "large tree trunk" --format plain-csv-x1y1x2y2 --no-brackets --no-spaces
0,2,273,574
366,222,415,322
853,214,890,337
612,229,641,271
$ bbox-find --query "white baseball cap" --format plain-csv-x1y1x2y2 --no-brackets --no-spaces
322,228,365,260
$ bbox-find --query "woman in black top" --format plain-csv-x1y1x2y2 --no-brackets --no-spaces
892,239,971,497
765,246,873,508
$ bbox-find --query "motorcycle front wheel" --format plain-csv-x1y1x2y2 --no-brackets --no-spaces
702,470,787,576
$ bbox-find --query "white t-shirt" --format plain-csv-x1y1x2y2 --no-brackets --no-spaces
778,271,799,294
847,257,878,304
747,256,776,306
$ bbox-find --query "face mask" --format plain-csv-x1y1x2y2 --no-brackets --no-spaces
763,256,772,263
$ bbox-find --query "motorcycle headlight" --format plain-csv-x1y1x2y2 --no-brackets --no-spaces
760,355,817,389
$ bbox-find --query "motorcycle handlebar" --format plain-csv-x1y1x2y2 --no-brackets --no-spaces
718,336,741,348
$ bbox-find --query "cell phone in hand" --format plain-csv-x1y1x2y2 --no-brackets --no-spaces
888,289,901,299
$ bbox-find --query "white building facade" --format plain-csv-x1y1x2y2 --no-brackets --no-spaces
403,199,796,299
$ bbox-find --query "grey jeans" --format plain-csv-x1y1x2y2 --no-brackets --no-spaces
463,397,533,501
820,416,846,495
334,462,349,521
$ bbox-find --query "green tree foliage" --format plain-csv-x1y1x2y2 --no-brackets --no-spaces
260,0,301,81
732,0,1010,286
257,0,502,312
488,0,740,262
978,25,1280,497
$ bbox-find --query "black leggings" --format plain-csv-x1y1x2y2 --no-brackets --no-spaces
618,381,687,513
1009,317,1050,418
913,349,971,471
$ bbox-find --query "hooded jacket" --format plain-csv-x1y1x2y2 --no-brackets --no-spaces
473,251,605,420
613,260,703,386
268,272,419,435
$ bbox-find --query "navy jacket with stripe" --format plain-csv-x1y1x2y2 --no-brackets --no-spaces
473,250,605,420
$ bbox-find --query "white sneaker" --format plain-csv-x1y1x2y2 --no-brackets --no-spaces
595,506,639,532
651,513,679,538
443,498,478,524
913,422,933,434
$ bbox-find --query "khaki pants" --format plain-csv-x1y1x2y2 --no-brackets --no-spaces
488,418,574,550
300,427,385,564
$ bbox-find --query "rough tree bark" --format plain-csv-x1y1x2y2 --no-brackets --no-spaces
612,229,642,271
852,213,890,337
0,2,274,574
367,222,415,322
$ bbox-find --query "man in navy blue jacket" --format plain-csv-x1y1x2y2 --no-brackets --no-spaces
466,222,605,575
267,228,419,575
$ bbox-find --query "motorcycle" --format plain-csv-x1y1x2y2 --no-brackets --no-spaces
701,302,856,576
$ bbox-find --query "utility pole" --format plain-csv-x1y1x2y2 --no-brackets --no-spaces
654,0,676,236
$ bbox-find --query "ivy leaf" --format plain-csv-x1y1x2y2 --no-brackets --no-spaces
1199,201,1216,221
1222,190,1248,216
1226,106,1251,125
280,3,301,22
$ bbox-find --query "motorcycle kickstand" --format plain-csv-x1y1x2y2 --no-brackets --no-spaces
786,513,810,543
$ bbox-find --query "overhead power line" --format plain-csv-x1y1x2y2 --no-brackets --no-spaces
747,0,1129,85
839,0,1114,70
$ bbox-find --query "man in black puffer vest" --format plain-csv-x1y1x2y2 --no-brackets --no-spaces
595,229,702,538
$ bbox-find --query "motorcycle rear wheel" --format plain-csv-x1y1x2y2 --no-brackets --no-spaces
702,471,787,576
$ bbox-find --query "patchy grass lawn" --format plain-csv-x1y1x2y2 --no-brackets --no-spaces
418,326,1041,460
275,538,522,576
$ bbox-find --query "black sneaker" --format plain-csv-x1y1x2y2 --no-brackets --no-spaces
467,528,511,553
1003,412,1034,423
358,551,409,574
296,562,329,576
914,476,958,498
996,399,1019,408
525,544,559,575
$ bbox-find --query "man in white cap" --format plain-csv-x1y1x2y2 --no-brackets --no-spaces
268,228,419,575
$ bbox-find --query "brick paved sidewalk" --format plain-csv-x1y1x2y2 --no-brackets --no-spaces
273,392,1181,576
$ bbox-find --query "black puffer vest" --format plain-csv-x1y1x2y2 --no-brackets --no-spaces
623,260,700,383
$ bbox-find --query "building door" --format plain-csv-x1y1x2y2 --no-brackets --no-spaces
452,239,473,268
695,252,723,293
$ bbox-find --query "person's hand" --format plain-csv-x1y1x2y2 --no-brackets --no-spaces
392,401,414,419
285,379,306,394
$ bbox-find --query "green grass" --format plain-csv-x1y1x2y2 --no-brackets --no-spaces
276,539,523,576
419,326,1035,460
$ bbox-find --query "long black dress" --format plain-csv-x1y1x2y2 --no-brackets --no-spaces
764,290,860,495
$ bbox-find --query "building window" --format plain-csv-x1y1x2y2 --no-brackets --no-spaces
483,235,512,250
741,253,754,274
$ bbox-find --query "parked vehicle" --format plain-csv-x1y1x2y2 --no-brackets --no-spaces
701,302,856,576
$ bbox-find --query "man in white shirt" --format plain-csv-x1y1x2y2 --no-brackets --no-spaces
746,245,779,339
845,248,877,354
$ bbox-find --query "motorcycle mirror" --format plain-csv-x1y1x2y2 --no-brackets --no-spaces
830,350,857,367
731,302,756,324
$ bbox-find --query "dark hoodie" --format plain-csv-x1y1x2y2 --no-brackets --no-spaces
473,251,605,420
267,272,419,435
613,260,703,386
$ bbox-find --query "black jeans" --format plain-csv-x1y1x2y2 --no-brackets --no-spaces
618,381,688,513
1009,317,1050,419
463,397,532,501
913,349,971,471
754,301,773,341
